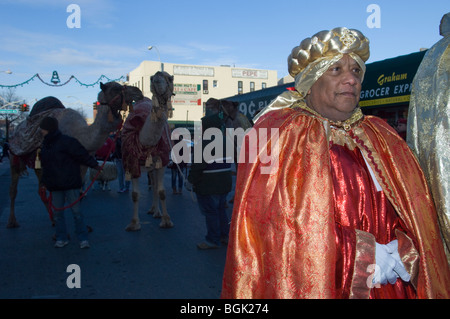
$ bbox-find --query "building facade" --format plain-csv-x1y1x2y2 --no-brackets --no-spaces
127,61,277,126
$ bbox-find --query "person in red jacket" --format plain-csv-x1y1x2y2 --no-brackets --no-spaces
94,133,115,191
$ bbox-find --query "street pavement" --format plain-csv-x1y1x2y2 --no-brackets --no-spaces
0,159,235,299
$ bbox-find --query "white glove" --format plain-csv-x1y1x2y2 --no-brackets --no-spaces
373,240,411,285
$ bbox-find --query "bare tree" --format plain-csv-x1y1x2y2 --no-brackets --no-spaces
0,88,27,141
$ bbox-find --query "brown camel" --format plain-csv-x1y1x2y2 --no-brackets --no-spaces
7,94,123,228
99,71,174,231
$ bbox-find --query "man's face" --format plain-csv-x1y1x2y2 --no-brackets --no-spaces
40,128,49,136
396,122,406,133
305,54,363,122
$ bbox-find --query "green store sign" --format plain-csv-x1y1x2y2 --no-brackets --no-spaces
359,50,426,108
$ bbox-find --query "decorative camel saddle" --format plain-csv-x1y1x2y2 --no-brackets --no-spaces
121,97,171,178
9,97,66,169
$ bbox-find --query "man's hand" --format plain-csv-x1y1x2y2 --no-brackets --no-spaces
373,240,411,285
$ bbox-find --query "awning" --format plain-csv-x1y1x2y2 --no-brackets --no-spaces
359,51,426,108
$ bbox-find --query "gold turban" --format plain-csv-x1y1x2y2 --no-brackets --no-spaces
253,27,370,123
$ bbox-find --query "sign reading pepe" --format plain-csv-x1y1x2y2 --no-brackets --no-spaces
359,50,426,108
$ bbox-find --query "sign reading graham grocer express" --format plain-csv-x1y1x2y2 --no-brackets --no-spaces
359,50,426,108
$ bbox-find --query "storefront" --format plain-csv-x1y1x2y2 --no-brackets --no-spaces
226,50,427,131
359,50,426,127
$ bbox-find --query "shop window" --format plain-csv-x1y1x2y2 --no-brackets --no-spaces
238,81,243,94
250,82,255,92
203,80,209,94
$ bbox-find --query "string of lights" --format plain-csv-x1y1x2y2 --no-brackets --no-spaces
0,73,126,88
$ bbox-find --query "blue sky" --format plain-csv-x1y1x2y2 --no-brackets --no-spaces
0,0,448,118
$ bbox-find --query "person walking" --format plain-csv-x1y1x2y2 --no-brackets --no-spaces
188,110,233,249
113,133,130,193
95,133,115,191
39,116,101,249
170,135,187,195
0,141,9,162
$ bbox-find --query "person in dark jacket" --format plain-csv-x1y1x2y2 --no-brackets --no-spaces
170,133,187,195
39,116,101,249
113,133,130,193
0,141,9,162
188,111,232,249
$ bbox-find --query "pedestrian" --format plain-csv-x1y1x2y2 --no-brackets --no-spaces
170,134,187,195
221,27,450,298
187,106,233,249
0,141,9,162
394,118,407,140
95,133,115,191
203,98,253,206
114,133,130,193
39,116,102,249
407,12,450,264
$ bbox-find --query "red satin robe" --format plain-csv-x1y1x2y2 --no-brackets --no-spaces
331,142,415,298
221,106,450,299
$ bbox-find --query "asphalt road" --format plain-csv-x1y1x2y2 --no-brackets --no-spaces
0,158,234,300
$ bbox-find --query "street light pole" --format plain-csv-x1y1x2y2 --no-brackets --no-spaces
148,46,163,71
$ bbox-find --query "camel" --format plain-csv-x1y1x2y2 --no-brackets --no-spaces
99,71,174,231
6,94,123,229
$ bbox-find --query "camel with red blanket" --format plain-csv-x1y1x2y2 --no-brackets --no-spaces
99,71,174,230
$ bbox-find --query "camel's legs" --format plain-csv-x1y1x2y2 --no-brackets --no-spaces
154,167,173,228
125,177,141,231
148,168,161,218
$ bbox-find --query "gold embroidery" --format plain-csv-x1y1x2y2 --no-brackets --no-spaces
340,28,357,47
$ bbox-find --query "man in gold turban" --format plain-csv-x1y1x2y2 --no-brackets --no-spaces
221,27,450,299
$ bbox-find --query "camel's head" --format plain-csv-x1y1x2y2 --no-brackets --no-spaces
99,81,126,118
150,71,174,99
150,71,174,118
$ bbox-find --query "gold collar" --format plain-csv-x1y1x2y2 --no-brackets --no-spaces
293,100,364,131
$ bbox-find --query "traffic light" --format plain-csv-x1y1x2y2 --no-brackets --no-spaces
21,103,29,112
93,101,100,110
